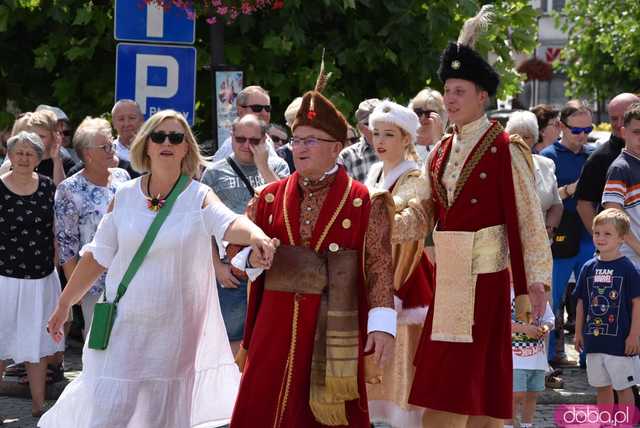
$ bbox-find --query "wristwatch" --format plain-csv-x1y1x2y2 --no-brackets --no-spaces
246,250,254,269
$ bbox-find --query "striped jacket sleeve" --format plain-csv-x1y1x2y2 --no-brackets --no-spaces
602,164,628,207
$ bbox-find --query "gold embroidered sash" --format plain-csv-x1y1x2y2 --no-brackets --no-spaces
431,224,508,342
264,245,360,426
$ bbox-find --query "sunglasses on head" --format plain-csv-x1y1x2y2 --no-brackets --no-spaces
561,121,593,135
241,104,271,113
414,108,435,118
149,131,185,144
234,136,262,145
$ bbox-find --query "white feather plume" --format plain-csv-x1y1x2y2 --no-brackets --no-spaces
457,4,494,48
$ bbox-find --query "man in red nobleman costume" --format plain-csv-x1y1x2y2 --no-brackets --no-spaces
229,62,397,428
409,6,553,427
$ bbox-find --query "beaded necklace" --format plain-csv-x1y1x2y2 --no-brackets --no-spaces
145,174,181,212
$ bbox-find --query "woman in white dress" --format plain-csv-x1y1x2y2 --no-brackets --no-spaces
39,110,277,428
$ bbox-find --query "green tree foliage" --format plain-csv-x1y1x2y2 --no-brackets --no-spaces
0,0,115,129
0,0,537,136
555,0,640,98
219,0,537,125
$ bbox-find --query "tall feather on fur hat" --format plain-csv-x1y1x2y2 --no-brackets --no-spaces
292,51,348,143
438,5,500,96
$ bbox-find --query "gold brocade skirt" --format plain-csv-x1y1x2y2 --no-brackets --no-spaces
367,322,425,427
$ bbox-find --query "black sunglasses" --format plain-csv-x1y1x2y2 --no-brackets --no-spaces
234,136,261,145
149,131,185,144
241,104,271,113
62,130,73,137
414,108,435,118
270,136,288,144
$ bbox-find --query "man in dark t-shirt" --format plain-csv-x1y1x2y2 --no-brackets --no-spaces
575,93,640,233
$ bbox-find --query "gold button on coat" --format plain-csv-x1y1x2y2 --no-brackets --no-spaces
265,193,275,203
342,219,352,229
352,198,363,207
329,243,339,252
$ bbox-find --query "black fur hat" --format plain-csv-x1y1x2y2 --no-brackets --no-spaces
437,5,500,96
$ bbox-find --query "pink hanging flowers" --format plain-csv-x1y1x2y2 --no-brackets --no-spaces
144,0,285,24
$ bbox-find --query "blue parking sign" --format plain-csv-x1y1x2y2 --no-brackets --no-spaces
114,0,195,44
116,43,196,125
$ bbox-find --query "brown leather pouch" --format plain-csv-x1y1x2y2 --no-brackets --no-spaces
265,245,327,294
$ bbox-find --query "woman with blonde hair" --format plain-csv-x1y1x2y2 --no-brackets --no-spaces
40,110,278,427
0,111,75,183
54,117,130,338
365,100,433,427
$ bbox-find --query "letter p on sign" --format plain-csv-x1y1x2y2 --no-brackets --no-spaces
116,43,196,125
135,54,179,113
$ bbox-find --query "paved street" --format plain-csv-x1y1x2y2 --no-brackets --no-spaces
1,340,82,428
1,338,594,428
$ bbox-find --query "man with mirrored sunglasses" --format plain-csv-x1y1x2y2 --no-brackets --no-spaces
213,85,281,163
540,103,596,368
201,114,289,356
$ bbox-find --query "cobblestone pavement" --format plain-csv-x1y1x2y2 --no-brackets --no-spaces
1,338,596,427
1,340,82,428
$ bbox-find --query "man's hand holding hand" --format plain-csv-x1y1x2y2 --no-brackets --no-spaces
364,331,395,368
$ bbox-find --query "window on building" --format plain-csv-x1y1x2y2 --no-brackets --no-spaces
538,0,549,12
552,0,565,11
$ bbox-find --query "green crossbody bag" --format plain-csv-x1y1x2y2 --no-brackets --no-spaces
88,175,190,350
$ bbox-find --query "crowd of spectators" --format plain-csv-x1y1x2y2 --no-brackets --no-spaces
2,86,640,425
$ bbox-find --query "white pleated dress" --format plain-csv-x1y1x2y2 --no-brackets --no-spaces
39,178,241,428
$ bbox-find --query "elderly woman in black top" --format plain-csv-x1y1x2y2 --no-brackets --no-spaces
0,131,64,416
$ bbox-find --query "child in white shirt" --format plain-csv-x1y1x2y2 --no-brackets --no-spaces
505,289,555,428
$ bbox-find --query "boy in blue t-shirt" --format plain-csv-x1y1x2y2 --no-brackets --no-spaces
574,208,640,405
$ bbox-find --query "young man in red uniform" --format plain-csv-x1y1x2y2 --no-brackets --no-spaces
229,75,397,427
408,6,552,427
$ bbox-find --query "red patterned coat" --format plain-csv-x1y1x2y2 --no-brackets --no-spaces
231,167,392,428
409,122,528,419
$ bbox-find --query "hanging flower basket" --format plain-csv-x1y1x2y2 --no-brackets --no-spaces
516,57,554,81
145,1,285,25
